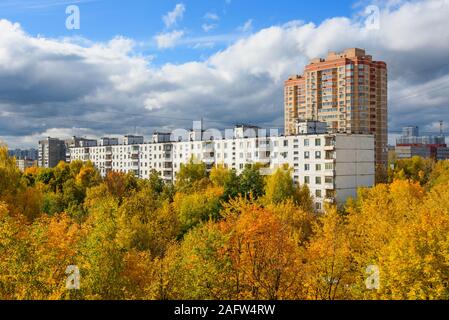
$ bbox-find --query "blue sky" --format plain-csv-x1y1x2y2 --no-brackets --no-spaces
1,0,449,148
0,0,356,65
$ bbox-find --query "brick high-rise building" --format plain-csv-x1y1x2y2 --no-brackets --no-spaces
284,48,388,170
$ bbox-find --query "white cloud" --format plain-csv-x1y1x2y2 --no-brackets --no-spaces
1,0,449,148
239,19,253,33
154,30,184,49
202,23,217,32
204,12,220,21
163,3,186,28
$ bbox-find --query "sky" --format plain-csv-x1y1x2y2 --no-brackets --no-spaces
0,0,449,148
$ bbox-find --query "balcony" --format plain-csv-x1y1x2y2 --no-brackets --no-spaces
325,151,336,161
324,182,335,190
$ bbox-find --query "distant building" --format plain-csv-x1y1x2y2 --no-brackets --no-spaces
395,126,447,160
124,135,144,145
8,148,38,161
99,137,119,146
65,136,98,162
395,145,432,160
437,147,449,161
38,137,66,168
16,159,37,172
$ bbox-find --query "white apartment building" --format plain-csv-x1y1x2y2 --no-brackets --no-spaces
69,124,374,210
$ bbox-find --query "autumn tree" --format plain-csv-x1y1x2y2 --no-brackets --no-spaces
237,165,265,199
303,207,354,300
173,186,223,236
210,165,240,200
175,159,209,193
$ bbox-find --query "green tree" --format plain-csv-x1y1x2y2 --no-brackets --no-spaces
175,159,209,192
238,165,265,199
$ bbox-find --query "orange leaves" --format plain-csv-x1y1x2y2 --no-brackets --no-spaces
219,204,301,300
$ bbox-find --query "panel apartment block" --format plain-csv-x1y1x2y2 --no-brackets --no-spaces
70,130,374,211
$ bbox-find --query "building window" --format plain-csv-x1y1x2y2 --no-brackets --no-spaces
305,164,310,171
316,177,322,185
304,139,310,147
304,151,310,159
315,151,322,159
315,202,322,211
325,176,334,184
316,190,322,198
315,138,321,146
304,176,310,184
316,164,322,171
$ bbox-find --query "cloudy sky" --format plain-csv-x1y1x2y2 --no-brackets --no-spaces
0,0,449,148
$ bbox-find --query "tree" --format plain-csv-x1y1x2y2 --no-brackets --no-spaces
173,187,223,236
103,171,138,201
263,167,296,205
115,189,178,256
147,169,165,194
175,159,209,193
303,207,354,300
238,165,265,199
78,196,126,299
427,160,449,189
0,145,23,200
166,222,234,299
210,165,240,200
374,183,449,300
390,156,434,185
221,203,303,300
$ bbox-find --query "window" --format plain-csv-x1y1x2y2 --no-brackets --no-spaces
316,202,322,211
325,176,334,184
283,140,288,147
304,176,310,184
316,190,322,198
304,151,310,159
316,164,322,171
305,164,310,171
304,139,310,147
315,151,322,159
315,138,321,146
316,177,322,185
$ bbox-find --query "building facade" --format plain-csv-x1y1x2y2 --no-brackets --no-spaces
8,148,38,161
16,159,37,172
38,137,66,168
395,126,448,160
70,126,375,210
284,48,388,170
